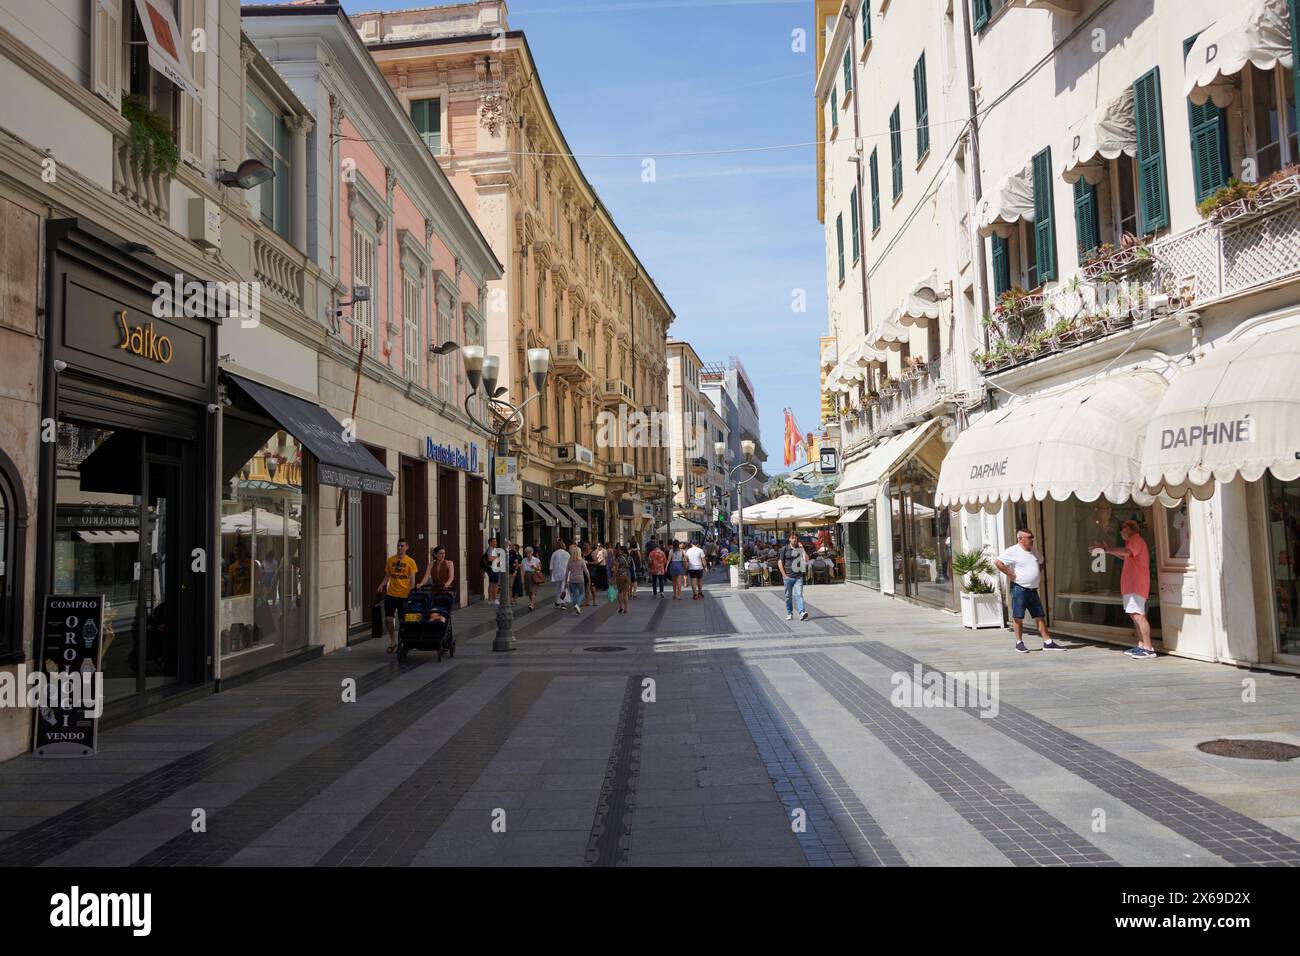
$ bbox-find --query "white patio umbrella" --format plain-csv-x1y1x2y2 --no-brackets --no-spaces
656,516,705,536
221,509,300,538
730,494,839,529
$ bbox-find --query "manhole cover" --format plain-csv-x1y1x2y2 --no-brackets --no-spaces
1196,739,1300,761
584,646,627,653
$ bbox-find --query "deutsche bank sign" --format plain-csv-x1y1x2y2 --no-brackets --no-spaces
423,438,479,473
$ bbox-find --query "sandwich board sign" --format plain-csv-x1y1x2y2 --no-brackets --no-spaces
33,594,106,757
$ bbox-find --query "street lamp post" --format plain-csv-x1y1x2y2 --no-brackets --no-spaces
718,438,757,587
462,344,552,652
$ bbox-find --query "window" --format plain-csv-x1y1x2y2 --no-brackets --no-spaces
1184,35,1230,202
1052,499,1161,633
535,282,544,327
1073,179,1101,256
437,301,453,401
991,234,1011,295
849,187,861,261
972,0,992,33
351,226,376,348
462,307,482,415
0,451,24,662
889,105,903,199
1114,154,1140,241
914,53,930,160
403,274,421,383
835,214,845,282
1246,62,1297,179
869,147,881,231
1133,67,1170,235
1031,146,1058,282
862,2,872,45
410,98,441,154
843,48,853,95
831,88,839,131
246,82,291,240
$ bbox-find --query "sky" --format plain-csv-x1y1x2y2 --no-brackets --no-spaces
259,0,829,468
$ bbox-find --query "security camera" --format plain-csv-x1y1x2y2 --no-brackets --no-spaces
207,403,220,414
52,360,67,373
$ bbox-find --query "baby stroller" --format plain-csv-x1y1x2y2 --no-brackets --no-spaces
396,588,456,662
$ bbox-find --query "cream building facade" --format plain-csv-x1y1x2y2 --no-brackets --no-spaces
666,341,730,533
350,1,675,550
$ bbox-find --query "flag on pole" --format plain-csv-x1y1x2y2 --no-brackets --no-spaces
783,409,808,467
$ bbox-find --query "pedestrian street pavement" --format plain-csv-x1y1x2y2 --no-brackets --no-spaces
2,570,1299,867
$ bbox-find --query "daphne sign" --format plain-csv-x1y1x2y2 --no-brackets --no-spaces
1159,418,1255,449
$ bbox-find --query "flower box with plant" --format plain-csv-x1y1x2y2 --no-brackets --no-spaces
121,94,179,182
950,548,1002,629
1198,167,1300,223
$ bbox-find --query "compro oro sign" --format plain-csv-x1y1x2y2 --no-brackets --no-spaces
1142,329,1300,499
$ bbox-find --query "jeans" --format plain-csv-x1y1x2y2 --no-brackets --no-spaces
651,573,666,595
568,582,585,606
1010,583,1045,620
783,576,805,615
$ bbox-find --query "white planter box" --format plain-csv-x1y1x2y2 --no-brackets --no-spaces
729,565,740,588
960,591,1002,629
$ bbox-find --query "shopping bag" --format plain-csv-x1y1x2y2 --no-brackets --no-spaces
606,585,617,603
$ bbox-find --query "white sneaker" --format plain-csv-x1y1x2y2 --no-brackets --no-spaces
800,611,808,621
573,604,581,615
786,613,793,621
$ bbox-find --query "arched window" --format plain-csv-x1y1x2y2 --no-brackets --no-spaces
0,449,28,663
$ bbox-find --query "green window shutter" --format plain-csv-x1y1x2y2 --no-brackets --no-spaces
410,98,440,152
1133,67,1170,234
836,214,846,282
973,0,991,33
869,148,881,231
849,187,861,261
1073,179,1100,255
843,49,853,94
1183,36,1230,202
991,235,1010,296
889,106,903,200
831,88,838,130
914,53,930,159
863,2,872,43
1032,146,1058,282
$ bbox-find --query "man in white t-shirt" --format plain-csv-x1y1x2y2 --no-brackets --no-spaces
995,529,1066,654
550,541,571,608
684,542,707,600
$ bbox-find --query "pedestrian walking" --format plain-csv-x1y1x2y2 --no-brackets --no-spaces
995,529,1066,653
550,539,571,608
778,531,809,621
613,545,632,613
521,546,542,611
507,540,522,605
685,539,707,600
668,541,686,599
590,541,610,604
376,538,418,653
628,544,643,598
481,537,501,603
565,544,590,615
1092,519,1155,659
415,545,455,593
648,542,668,597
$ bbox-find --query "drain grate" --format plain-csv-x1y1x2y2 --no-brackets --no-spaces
584,645,627,653
1197,738,1300,761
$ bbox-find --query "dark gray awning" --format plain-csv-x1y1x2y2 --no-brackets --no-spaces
226,373,395,496
523,498,556,527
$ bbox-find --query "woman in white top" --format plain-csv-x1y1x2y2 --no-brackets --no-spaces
520,546,542,611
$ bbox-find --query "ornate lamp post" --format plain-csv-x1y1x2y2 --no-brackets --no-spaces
719,438,758,587
462,344,552,652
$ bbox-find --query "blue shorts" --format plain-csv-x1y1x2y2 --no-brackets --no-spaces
1011,584,1045,620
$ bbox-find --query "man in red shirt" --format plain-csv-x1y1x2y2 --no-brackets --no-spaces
1092,519,1154,660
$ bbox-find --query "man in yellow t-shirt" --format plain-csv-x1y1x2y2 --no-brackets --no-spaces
377,538,418,653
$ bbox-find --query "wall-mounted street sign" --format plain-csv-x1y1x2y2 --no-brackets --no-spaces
493,456,518,495
820,446,839,475
33,595,105,757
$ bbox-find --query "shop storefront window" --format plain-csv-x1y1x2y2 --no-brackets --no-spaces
1052,498,1160,632
1265,476,1300,657
220,430,308,673
846,503,879,589
893,467,955,609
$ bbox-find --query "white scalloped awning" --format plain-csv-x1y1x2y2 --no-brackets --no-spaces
975,163,1035,238
1062,89,1136,185
848,341,888,368
897,274,942,328
1184,0,1293,108
836,420,944,508
820,342,838,368
869,313,910,352
936,369,1168,512
1141,326,1300,500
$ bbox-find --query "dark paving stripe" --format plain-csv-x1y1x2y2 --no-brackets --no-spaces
797,598,859,636
505,605,567,639
725,663,905,867
586,675,645,866
704,593,736,635
740,592,793,635
316,671,554,866
645,599,669,633
797,653,1117,867
855,641,1300,866
562,599,620,634
132,664,485,866
0,657,428,867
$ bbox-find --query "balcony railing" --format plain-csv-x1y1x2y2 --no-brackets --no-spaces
840,359,947,452
112,132,170,222
976,180,1300,374
252,233,305,311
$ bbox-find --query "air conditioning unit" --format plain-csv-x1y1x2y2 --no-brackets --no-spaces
607,461,634,478
555,443,594,466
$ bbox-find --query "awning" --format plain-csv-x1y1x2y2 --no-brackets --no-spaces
820,342,838,368
836,506,867,524
134,0,200,101
835,419,943,508
556,503,587,529
226,373,395,496
1183,0,1293,108
896,275,942,328
1062,88,1137,185
523,499,556,527
76,530,140,545
936,369,1167,512
539,501,571,526
976,163,1035,238
848,341,888,369
869,314,910,352
1141,326,1300,500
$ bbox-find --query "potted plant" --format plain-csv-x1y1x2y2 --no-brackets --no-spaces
121,93,179,182
950,548,1002,629
725,550,741,588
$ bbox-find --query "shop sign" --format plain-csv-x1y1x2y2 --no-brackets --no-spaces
116,310,173,364
494,456,519,495
820,446,838,474
33,595,105,757
424,438,480,473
